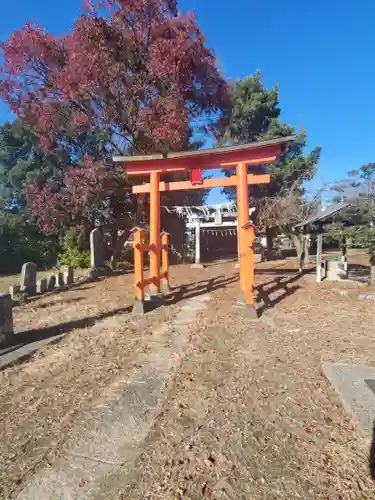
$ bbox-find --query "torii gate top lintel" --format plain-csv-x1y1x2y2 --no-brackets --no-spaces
113,136,294,175
114,136,294,194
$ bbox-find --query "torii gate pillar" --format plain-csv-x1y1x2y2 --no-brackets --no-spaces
237,162,256,317
149,171,161,293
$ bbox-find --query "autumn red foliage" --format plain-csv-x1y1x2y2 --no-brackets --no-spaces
24,162,131,233
0,0,229,235
0,0,229,155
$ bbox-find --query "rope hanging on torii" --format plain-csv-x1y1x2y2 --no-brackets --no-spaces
161,203,255,226
202,228,237,236
162,203,238,220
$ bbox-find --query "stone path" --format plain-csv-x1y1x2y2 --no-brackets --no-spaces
16,293,212,500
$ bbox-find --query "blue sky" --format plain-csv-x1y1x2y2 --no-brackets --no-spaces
1,0,375,203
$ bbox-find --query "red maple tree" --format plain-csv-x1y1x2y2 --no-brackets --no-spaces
0,0,229,238
0,0,228,154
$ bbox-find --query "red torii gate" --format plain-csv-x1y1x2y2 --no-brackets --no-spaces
113,136,294,316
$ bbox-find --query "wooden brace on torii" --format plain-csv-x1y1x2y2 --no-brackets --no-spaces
113,137,294,317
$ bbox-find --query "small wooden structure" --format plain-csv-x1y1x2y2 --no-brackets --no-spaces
114,137,294,316
294,202,351,282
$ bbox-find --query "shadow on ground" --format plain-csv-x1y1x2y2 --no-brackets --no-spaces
4,269,302,364
201,258,238,267
255,268,314,275
256,273,301,317
166,270,302,317
24,285,96,306
9,305,132,350
5,275,239,359
348,263,370,282
27,296,87,309
165,274,239,306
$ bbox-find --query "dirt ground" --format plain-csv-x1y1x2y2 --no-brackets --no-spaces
1,256,375,499
0,265,213,499
114,259,375,500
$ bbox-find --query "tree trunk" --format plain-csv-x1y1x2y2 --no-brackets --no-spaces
304,235,311,264
265,227,275,254
291,233,306,273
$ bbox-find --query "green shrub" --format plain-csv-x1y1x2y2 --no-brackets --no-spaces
0,213,57,273
57,230,90,269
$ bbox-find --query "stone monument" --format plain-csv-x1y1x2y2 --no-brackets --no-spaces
326,258,348,281
55,272,65,288
47,274,56,290
37,277,48,294
63,266,74,287
0,293,14,347
20,262,37,295
90,227,110,278
90,228,105,269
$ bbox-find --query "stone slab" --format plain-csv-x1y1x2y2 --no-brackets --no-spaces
242,303,258,320
322,361,375,434
0,333,65,370
358,294,375,301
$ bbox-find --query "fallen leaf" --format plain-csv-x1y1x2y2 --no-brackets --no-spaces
204,455,216,470
202,484,211,497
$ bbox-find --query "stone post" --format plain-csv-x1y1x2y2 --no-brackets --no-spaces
195,218,201,265
37,277,48,294
55,272,65,288
47,275,56,291
63,266,74,287
9,285,21,300
341,237,348,272
20,262,37,295
0,293,14,346
316,233,323,282
90,228,105,270
190,219,204,268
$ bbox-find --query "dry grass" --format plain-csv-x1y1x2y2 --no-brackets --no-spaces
2,257,375,499
0,265,207,499
114,259,375,499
